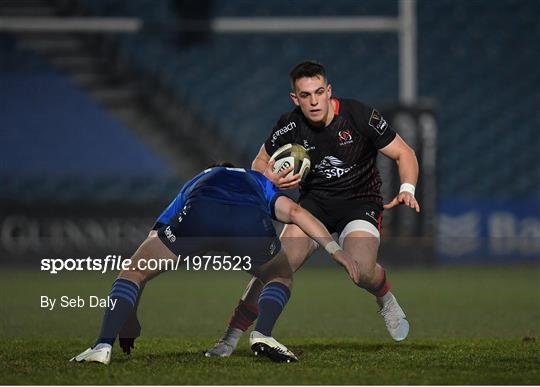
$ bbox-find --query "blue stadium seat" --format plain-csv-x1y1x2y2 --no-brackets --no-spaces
0,33,176,203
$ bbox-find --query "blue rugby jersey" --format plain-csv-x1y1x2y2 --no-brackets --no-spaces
154,167,286,228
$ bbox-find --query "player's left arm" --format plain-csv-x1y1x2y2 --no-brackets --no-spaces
379,134,421,212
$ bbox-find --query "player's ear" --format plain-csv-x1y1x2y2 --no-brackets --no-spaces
327,83,332,98
290,92,300,106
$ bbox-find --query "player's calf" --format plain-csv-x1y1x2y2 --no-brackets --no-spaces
377,292,409,341
206,251,293,358
70,236,174,364
249,281,296,363
71,277,141,365
358,269,410,341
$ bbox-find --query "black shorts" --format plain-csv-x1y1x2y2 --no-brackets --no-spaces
300,195,382,238
156,199,281,268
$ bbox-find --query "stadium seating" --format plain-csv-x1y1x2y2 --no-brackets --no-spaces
417,0,540,200
4,0,538,203
75,0,538,200
0,33,178,203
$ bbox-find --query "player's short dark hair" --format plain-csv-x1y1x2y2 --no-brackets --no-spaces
206,161,236,168
289,60,327,90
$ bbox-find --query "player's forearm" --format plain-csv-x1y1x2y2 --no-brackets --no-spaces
396,149,419,186
289,207,334,248
251,156,268,173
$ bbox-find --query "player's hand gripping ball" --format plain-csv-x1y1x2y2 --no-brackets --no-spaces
270,143,311,182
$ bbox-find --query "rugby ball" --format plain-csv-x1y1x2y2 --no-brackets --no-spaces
269,143,311,182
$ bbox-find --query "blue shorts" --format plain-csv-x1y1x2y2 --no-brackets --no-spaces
155,199,281,268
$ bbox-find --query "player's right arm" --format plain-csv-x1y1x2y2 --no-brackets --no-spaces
273,195,360,283
251,144,271,173
254,113,304,189
252,145,301,189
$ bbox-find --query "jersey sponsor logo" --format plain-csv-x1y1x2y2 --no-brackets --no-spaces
164,226,176,243
313,156,356,179
368,109,388,135
338,130,353,145
271,121,296,146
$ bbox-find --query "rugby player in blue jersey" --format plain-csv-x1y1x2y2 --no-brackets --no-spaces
70,163,359,364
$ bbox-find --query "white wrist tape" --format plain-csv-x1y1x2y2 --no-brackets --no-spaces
325,241,342,255
399,183,416,196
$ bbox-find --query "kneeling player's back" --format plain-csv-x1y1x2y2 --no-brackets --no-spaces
184,167,284,218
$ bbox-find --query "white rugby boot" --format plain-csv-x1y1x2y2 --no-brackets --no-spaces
249,331,298,363
205,340,237,357
205,327,242,357
377,292,410,341
70,343,112,365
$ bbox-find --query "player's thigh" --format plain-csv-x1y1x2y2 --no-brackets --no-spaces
337,203,382,266
280,223,318,272
119,233,177,285
341,230,380,273
251,248,293,287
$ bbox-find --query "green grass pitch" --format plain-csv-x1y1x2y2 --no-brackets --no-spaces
1,265,539,384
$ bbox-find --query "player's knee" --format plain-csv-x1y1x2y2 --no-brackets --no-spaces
266,265,293,283
257,260,293,287
280,263,293,281
273,264,293,288
281,224,316,248
118,267,151,287
281,228,317,272
268,276,293,289
356,260,377,286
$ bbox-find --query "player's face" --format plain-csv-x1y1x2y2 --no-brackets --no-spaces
290,76,332,126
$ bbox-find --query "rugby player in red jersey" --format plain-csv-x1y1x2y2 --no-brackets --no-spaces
206,61,420,357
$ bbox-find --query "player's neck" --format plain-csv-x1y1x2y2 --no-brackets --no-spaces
325,98,336,126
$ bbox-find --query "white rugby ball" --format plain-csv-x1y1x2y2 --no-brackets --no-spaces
269,143,311,182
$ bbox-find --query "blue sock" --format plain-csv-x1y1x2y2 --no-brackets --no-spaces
95,278,140,346
255,282,291,337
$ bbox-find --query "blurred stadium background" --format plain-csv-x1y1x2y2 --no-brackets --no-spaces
1,0,538,265
0,0,538,383
0,0,540,265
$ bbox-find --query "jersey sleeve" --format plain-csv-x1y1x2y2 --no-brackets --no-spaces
263,112,299,157
349,100,397,149
152,198,178,230
251,171,287,220
264,179,287,220
152,171,206,229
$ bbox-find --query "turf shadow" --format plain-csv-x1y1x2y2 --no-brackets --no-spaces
294,342,437,353
134,349,255,363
